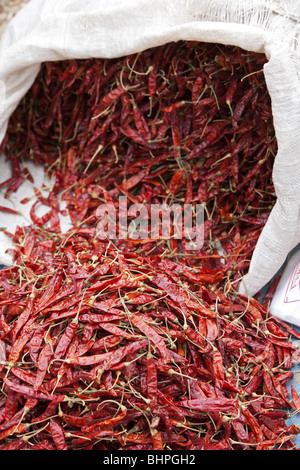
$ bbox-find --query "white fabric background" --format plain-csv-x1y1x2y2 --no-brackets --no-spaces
0,0,299,298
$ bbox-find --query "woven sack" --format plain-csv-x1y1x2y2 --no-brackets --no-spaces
0,0,299,297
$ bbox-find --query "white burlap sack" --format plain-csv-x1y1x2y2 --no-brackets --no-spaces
0,0,299,297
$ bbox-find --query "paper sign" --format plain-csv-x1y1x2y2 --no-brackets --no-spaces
270,249,300,327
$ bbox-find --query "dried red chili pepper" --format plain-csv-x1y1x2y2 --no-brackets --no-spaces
49,418,68,450
180,397,239,413
34,341,54,391
4,378,65,402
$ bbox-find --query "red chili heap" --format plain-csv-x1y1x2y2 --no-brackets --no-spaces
0,41,299,450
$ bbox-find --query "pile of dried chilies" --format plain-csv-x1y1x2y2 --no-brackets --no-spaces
0,40,277,287
0,41,299,450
